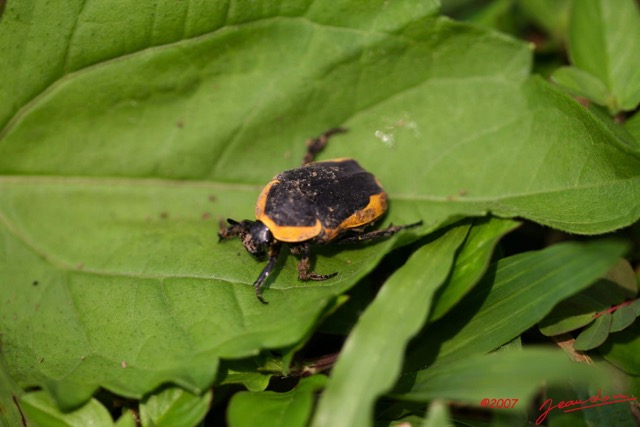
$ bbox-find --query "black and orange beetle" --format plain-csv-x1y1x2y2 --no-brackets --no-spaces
218,128,421,303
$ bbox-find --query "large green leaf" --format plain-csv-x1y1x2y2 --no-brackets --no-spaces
1,0,640,412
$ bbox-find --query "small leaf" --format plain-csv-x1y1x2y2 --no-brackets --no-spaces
114,411,137,427
568,0,640,112
422,400,452,427
539,259,636,336
20,391,114,427
539,276,631,336
220,371,271,393
574,313,612,351
551,66,610,105
219,358,273,392
538,298,600,336
139,387,211,427
227,375,327,427
610,305,637,333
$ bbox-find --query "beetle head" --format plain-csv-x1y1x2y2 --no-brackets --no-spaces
225,219,274,260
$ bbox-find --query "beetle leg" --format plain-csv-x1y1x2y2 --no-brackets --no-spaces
292,243,338,281
302,128,348,165
253,243,282,304
337,221,423,244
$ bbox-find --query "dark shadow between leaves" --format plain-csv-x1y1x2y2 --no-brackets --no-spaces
391,261,498,395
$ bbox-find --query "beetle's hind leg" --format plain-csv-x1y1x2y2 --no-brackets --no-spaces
302,128,348,165
338,221,423,244
290,243,338,281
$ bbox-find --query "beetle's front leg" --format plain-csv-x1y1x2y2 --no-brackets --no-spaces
253,243,282,304
291,243,338,281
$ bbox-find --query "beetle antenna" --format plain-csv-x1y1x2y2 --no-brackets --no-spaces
218,218,251,241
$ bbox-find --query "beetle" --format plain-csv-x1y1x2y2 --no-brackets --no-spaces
218,128,422,303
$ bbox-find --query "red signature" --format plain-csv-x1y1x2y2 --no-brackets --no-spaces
536,389,637,425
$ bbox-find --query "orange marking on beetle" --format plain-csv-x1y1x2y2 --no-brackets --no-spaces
256,179,323,242
262,217,323,242
319,192,388,243
255,179,278,220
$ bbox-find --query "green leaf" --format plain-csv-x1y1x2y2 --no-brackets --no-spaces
599,322,640,376
631,299,640,316
422,400,452,427
540,259,637,336
460,0,515,31
2,0,640,412
400,240,628,378
567,0,640,112
625,111,640,145
574,313,612,351
519,0,571,41
139,387,211,427
0,353,25,427
20,391,113,427
610,305,637,333
538,299,601,337
311,224,470,427
114,411,137,427
227,375,327,427
551,66,610,105
603,258,638,297
218,359,272,392
399,348,610,406
430,217,520,321
539,283,625,336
